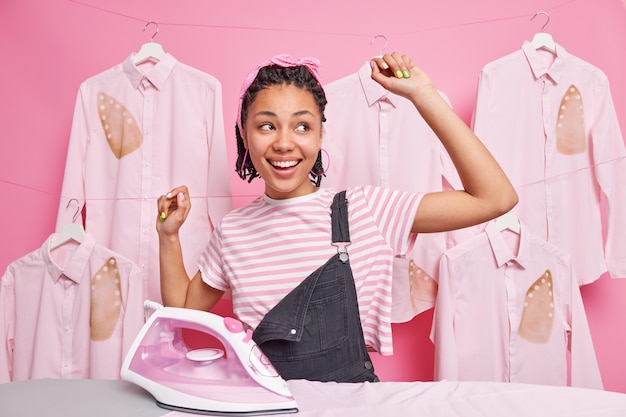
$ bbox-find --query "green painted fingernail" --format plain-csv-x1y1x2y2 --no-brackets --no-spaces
403,70,410,78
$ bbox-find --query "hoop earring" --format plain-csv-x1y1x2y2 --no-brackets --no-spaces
310,148,330,177
239,148,249,175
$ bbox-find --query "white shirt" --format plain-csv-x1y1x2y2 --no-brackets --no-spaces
472,41,626,284
55,53,232,303
431,221,603,389
0,233,144,382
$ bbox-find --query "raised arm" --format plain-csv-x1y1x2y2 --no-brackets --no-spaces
156,186,224,310
371,53,518,233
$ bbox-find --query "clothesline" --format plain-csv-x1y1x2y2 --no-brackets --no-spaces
6,0,618,204
66,0,579,39
1,154,623,202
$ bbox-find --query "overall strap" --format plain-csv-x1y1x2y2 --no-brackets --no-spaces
330,190,350,262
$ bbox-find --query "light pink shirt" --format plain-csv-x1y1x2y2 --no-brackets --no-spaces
199,186,423,356
0,233,144,382
55,54,232,303
431,221,603,389
323,62,460,321
472,42,626,284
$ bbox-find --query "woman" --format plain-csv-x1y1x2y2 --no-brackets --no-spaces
156,52,518,382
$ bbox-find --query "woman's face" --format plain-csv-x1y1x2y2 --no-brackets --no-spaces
242,84,323,200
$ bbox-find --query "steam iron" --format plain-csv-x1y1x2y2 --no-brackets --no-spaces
121,304,298,416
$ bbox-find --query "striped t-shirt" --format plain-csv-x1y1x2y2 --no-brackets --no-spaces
199,186,422,355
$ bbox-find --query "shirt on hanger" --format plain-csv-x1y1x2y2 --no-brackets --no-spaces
0,233,144,382
323,62,460,321
431,221,603,389
55,53,232,303
471,41,626,284
199,186,423,356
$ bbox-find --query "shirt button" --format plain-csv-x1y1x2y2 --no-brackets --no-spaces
290,329,297,335
364,361,373,369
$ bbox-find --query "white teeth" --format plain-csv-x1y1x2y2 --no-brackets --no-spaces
271,160,298,168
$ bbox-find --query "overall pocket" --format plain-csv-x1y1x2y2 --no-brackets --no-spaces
257,264,349,360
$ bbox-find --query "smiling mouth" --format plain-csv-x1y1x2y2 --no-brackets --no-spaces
269,160,300,169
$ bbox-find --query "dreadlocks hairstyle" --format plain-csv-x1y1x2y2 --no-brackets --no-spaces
235,65,328,187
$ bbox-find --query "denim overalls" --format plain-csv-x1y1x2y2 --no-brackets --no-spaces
252,191,379,382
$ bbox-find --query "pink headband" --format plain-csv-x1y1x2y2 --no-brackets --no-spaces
236,54,323,131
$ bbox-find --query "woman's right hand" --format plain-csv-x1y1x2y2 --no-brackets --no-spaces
156,185,191,237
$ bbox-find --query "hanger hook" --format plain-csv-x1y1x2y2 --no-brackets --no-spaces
143,21,159,42
370,34,388,56
66,198,81,222
531,11,550,32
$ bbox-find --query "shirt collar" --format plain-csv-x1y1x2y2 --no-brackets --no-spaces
44,233,97,284
357,61,401,107
521,40,565,84
122,53,177,90
485,220,530,269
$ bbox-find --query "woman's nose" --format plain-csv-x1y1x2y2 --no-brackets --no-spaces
273,129,295,151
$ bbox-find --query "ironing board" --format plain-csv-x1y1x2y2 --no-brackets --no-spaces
2,378,626,417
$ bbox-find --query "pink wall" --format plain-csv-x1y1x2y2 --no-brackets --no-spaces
2,0,626,391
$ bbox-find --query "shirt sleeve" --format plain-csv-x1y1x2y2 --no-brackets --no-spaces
119,259,146,359
568,268,604,389
55,85,89,231
430,250,459,381
0,268,15,383
205,80,232,230
198,226,230,292
356,185,423,257
590,73,626,278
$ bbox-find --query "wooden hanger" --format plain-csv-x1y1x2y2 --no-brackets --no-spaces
51,199,85,249
495,212,520,234
530,11,556,53
133,21,165,65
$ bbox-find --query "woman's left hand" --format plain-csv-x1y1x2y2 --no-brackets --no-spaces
370,52,436,104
